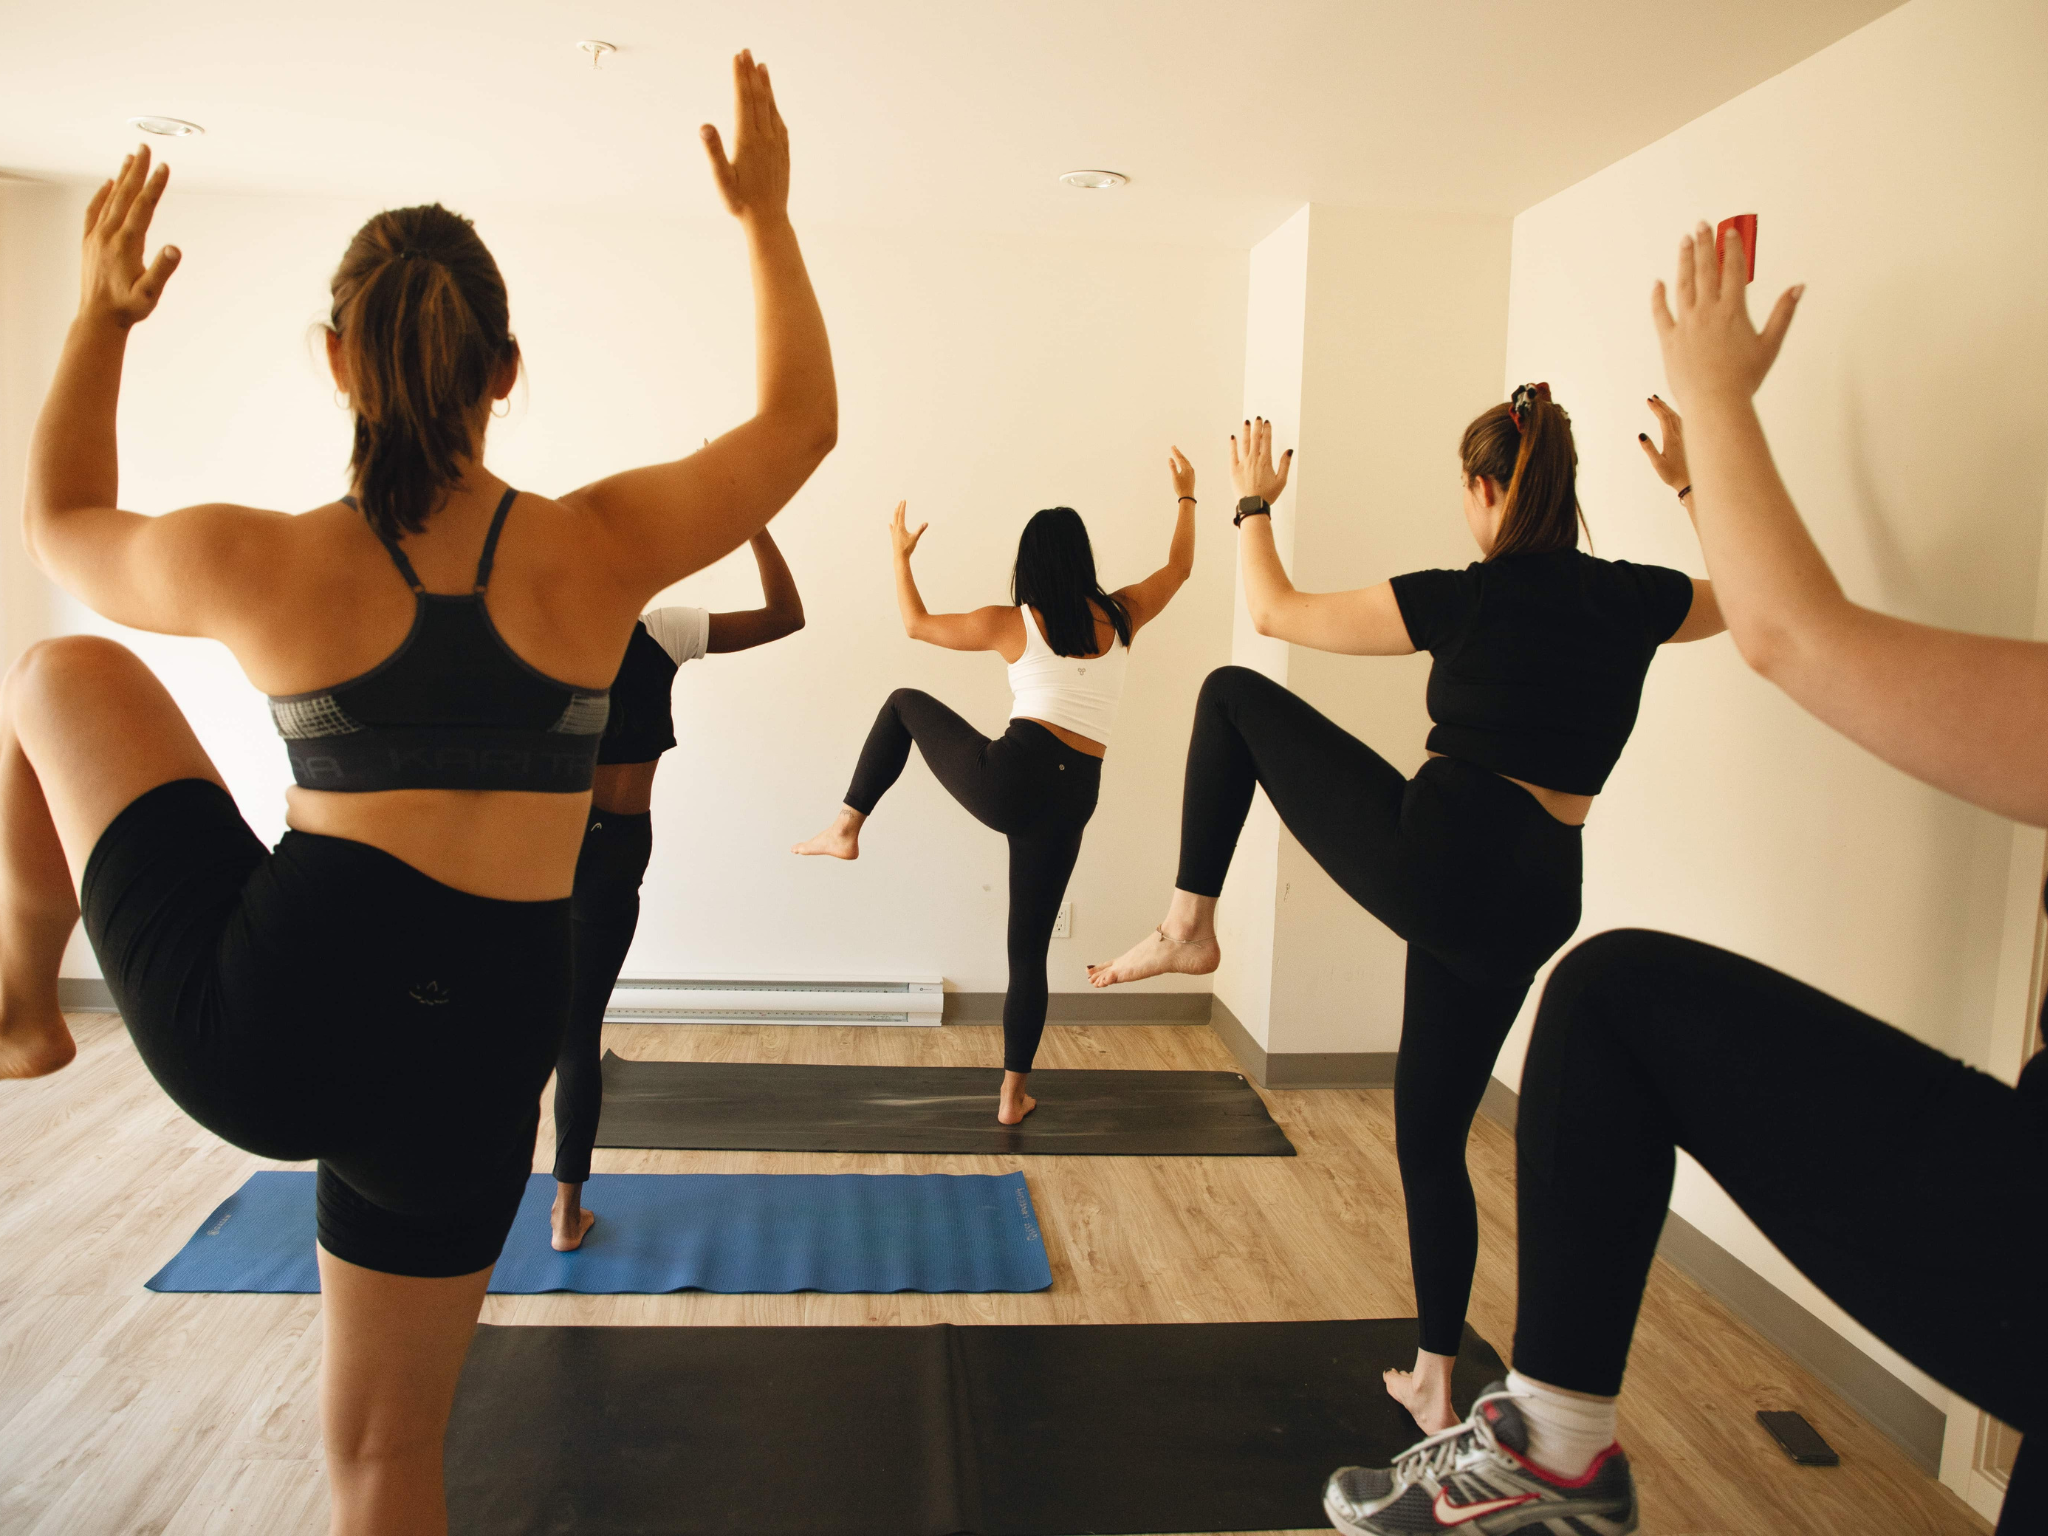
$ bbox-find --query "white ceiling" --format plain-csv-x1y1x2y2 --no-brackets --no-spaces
0,0,1903,245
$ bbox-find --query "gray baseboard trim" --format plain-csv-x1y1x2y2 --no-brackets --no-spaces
1656,1208,1945,1474
1478,1076,1944,1476
1206,997,1397,1087
942,991,1213,1023
59,977,115,1011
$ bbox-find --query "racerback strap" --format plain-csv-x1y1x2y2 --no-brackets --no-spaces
344,494,427,595
473,487,518,593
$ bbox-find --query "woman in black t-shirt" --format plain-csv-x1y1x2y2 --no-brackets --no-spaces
548,530,805,1252
1090,394,1725,1435
1324,224,2046,1536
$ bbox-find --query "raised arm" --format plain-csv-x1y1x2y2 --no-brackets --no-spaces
23,147,286,641
887,502,1016,654
1113,447,1198,634
705,529,806,652
1232,418,1415,657
563,52,836,599
1637,396,1726,644
1656,220,2048,826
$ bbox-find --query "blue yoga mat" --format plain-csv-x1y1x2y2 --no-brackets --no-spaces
145,1170,1051,1295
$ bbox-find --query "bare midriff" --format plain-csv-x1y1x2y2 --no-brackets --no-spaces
285,786,592,901
1021,719,1108,758
591,760,661,814
1426,751,1592,827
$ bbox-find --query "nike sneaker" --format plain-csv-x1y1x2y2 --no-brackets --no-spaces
1323,1381,1637,1534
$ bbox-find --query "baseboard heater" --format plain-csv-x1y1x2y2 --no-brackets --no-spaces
604,975,945,1028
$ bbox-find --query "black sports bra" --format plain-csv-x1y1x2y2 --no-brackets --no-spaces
268,488,610,793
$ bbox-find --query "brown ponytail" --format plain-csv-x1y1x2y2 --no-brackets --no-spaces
327,205,516,542
1458,386,1590,561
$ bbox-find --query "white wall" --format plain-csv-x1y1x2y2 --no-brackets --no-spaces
0,180,70,664
0,184,1245,992
1215,204,1509,1056
1501,0,2048,1451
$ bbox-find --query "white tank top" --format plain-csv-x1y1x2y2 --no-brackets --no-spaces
1007,604,1129,745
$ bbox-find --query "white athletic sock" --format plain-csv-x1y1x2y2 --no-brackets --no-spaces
1505,1370,1618,1480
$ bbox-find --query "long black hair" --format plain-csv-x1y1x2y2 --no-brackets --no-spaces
1011,506,1132,657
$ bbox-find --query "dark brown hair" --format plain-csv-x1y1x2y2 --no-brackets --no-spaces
328,205,516,541
1458,393,1590,561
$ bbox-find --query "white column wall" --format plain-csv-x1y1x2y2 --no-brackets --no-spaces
1217,205,1510,1056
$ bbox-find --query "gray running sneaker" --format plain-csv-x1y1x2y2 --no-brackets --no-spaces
1323,1381,1637,1534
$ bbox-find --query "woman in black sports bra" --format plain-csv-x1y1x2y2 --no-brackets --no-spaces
0,54,832,1535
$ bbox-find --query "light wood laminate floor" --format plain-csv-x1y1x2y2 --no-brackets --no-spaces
0,1014,1991,1535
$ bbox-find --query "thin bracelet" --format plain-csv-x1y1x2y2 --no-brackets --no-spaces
1178,496,1197,503
1676,485,1693,501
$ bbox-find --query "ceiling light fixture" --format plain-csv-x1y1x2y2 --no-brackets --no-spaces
128,116,204,138
1059,169,1128,191
578,39,617,69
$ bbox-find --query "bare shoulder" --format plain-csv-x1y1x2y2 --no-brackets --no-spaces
991,604,1028,662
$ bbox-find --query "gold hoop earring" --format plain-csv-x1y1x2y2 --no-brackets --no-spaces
491,398,512,419
333,389,349,410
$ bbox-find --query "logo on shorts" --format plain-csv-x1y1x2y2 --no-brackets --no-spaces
410,981,452,1006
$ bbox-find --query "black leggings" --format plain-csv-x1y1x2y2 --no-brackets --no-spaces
551,808,654,1186
1515,929,2044,1533
1178,666,1583,1356
80,779,571,1277
845,689,1101,1073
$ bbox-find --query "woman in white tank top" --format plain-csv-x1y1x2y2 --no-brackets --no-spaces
794,451,1200,1123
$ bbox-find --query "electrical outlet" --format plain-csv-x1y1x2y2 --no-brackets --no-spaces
1052,901,1073,939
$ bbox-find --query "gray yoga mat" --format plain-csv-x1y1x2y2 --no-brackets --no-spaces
444,1317,1508,1535
592,1052,1297,1156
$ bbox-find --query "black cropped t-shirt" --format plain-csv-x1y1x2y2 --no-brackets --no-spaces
1389,548,1694,796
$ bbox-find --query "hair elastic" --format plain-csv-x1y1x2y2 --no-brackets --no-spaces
1509,381,1553,433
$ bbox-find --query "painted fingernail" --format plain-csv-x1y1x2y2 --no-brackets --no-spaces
1639,433,1650,442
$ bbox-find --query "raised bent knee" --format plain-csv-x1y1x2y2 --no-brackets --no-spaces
5,634,146,705
1530,929,1701,1065
1545,930,1695,1005
1196,664,1270,712
885,686,927,712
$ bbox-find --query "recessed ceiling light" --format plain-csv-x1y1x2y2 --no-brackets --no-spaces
1059,169,1128,191
578,39,617,69
128,116,204,138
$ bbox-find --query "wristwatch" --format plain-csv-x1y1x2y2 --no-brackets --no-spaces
1234,496,1272,527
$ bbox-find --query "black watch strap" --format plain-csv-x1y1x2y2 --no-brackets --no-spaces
1234,496,1272,527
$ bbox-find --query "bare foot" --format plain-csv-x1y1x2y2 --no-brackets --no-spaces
1383,1366,1458,1434
792,808,862,860
0,1007,77,1080
997,1088,1036,1125
1087,925,1220,988
551,1196,597,1253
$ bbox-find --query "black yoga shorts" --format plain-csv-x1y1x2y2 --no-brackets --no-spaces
81,778,571,1277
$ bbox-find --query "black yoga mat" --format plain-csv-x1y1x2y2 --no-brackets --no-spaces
445,1318,1506,1536
593,1052,1297,1157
